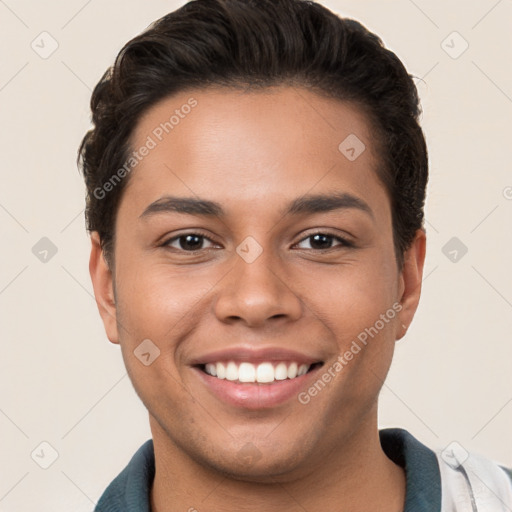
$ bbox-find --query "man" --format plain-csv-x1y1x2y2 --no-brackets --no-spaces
80,0,512,510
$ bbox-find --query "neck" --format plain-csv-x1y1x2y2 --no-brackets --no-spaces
149,413,405,512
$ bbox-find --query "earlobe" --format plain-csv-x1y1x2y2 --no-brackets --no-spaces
396,229,426,341
89,232,120,344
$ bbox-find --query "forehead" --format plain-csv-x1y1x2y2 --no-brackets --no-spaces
122,86,388,220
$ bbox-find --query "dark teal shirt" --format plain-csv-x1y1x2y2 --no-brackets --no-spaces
94,428,510,511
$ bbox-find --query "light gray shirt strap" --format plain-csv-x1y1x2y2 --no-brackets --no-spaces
435,445,512,512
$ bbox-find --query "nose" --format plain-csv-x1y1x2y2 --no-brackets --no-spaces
213,249,303,328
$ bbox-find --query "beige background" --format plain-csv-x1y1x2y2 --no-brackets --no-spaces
1,0,511,510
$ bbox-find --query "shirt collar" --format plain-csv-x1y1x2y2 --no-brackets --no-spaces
380,428,441,512
96,428,441,511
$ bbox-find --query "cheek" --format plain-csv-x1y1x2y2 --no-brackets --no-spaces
308,253,399,386
307,269,399,417
310,255,398,330
112,266,202,406
113,261,221,357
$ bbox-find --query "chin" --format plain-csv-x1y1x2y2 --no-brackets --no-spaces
210,455,305,483
194,440,311,483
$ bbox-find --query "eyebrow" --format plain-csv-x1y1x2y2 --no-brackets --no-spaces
139,192,374,221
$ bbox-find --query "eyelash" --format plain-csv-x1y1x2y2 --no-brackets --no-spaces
161,230,354,253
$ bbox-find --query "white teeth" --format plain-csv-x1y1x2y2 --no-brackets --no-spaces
238,362,256,382
274,362,288,380
216,362,226,379
256,362,274,383
205,363,217,376
204,361,312,383
287,362,298,379
226,361,238,381
297,364,309,376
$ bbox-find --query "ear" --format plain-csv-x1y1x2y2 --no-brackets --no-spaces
89,232,119,344
396,229,426,341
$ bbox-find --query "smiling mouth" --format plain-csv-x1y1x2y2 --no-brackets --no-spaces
197,360,324,384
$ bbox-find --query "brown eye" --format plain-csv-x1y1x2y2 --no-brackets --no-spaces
164,233,216,252
295,233,352,250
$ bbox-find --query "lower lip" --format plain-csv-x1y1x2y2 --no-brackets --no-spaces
193,366,321,409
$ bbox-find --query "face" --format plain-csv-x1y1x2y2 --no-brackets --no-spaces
90,86,425,481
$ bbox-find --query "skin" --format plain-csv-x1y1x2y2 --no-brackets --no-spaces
90,86,426,512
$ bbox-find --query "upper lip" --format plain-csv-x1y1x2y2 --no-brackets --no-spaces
189,347,323,366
